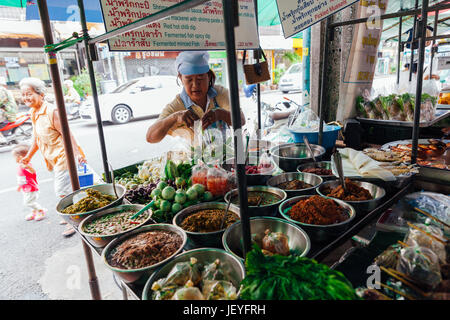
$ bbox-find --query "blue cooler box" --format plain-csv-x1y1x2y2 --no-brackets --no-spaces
78,164,94,187
288,125,341,150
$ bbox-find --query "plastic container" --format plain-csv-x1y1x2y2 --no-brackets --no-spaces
288,125,341,150
78,164,94,187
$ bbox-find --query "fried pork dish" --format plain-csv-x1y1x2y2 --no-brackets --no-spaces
326,179,372,201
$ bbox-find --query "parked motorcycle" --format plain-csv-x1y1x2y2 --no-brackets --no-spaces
0,112,33,148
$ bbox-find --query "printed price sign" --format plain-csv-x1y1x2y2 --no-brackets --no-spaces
276,0,359,38
99,0,259,51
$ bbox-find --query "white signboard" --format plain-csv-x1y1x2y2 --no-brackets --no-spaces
99,0,259,51
276,0,359,38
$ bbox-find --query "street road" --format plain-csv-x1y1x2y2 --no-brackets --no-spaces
0,90,301,300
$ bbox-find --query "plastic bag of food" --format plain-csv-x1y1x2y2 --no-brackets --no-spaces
404,192,450,235
207,165,231,197
151,280,178,300
374,244,402,269
201,259,225,282
405,223,447,264
202,280,238,300
171,287,205,300
191,161,209,187
161,258,202,287
396,245,442,289
261,229,290,256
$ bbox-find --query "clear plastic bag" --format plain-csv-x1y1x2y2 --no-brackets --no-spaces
405,223,447,264
261,229,290,256
396,245,442,289
202,280,238,300
289,107,324,131
207,165,231,197
191,161,209,187
171,287,205,300
160,259,202,288
374,244,402,269
201,259,225,282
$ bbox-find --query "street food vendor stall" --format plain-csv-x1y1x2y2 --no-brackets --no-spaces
27,0,450,302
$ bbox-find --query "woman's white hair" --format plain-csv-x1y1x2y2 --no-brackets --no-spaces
19,77,47,95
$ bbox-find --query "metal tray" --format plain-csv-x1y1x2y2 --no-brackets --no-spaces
356,109,450,127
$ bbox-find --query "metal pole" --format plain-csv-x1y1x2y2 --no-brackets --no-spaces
303,28,311,104
430,10,439,80
411,0,429,164
409,0,419,82
396,17,403,85
77,0,112,183
36,0,101,301
223,0,251,256
254,0,262,139
318,18,331,146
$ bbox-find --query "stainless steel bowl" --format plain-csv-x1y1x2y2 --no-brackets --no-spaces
222,216,311,262
102,224,187,284
224,186,287,217
266,172,323,198
56,183,126,227
142,248,245,300
270,143,326,172
279,195,356,242
173,202,240,249
78,204,154,248
222,155,277,186
316,179,386,215
297,161,335,181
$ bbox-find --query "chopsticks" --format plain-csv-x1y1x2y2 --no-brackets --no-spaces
379,266,428,298
413,207,450,229
406,222,448,245
375,281,416,300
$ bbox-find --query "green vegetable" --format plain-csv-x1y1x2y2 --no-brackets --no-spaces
165,160,178,180
151,188,162,199
152,210,165,223
183,199,199,208
171,203,183,214
162,186,176,200
240,245,359,300
174,192,187,204
175,177,186,188
186,188,198,201
355,96,367,118
160,200,172,212
192,184,205,196
157,181,168,190
202,191,213,202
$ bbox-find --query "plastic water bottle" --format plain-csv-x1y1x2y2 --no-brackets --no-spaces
78,163,94,187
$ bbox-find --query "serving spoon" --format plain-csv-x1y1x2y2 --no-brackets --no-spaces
333,151,348,194
219,200,232,230
303,135,317,166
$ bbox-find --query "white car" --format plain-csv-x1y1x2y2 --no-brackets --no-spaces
80,75,179,124
279,63,303,94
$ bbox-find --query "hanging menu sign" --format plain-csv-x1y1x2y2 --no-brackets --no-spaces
276,0,359,38
99,0,259,51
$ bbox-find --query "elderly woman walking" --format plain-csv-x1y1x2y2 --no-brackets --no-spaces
19,77,86,237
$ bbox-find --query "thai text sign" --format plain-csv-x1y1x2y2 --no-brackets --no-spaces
99,0,259,51
276,0,359,38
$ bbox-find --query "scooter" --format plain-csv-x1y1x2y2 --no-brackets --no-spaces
0,112,33,148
